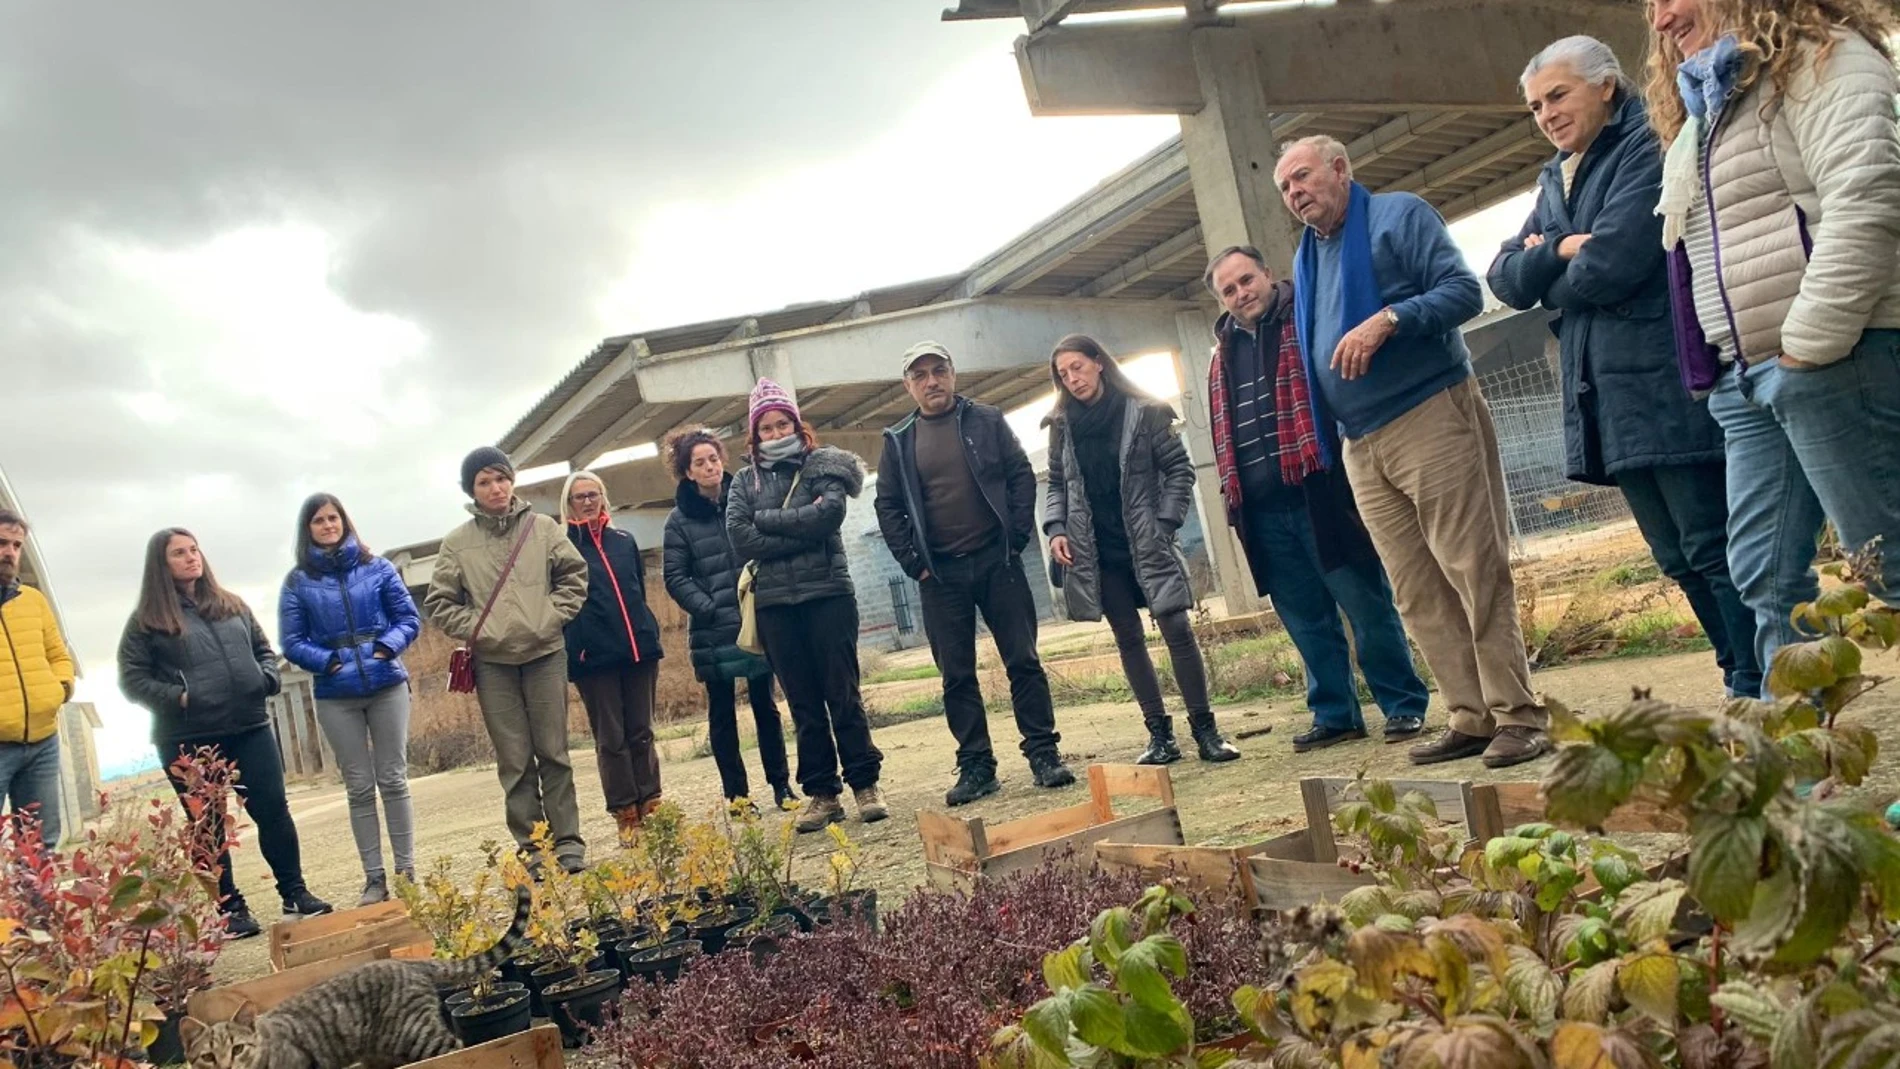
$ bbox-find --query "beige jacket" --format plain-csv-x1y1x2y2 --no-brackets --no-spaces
1698,31,1900,366
424,497,589,666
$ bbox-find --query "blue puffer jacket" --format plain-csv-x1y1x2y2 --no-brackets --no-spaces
278,535,422,701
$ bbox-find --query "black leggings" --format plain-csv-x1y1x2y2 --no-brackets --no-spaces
161,725,309,910
706,673,791,801
1099,565,1212,723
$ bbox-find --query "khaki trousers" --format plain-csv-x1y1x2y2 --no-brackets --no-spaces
1341,379,1542,736
473,650,585,864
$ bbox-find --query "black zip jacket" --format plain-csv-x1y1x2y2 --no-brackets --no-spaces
117,600,282,745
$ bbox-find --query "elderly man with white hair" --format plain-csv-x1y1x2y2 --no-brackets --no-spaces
1273,134,1548,769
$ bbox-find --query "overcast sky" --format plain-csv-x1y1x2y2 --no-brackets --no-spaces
4,1,1531,776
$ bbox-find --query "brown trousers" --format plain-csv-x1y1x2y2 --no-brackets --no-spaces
1341,379,1542,736
575,660,662,813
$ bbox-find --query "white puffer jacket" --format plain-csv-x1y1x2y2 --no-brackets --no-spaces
1701,30,1900,366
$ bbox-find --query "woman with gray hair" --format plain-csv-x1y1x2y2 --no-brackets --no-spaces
1487,35,1756,698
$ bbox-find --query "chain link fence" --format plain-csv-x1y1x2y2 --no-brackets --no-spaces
1477,353,1631,554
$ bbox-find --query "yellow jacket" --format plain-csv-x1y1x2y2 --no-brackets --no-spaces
1,584,75,744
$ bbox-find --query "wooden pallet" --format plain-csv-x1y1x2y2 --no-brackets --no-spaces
187,947,391,1022
1095,777,1480,913
916,764,1184,891
268,900,429,971
411,1024,563,1069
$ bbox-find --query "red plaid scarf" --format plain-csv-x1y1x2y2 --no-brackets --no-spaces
1207,288,1326,522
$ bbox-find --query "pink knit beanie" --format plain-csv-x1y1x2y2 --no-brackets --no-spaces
747,378,800,435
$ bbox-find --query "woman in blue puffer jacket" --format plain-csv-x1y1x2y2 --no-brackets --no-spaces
278,492,422,906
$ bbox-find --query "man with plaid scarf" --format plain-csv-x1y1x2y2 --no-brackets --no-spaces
1203,246,1429,753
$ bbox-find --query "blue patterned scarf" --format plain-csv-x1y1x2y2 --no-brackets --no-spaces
1677,35,1743,122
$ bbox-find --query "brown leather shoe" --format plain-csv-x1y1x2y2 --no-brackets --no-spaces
1481,726,1552,769
612,806,643,844
1408,729,1491,765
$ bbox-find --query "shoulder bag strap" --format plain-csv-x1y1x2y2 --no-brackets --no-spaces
468,516,538,645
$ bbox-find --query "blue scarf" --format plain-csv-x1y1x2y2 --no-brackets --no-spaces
1291,181,1381,465
1677,35,1743,122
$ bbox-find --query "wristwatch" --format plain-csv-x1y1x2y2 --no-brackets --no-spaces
1382,307,1400,328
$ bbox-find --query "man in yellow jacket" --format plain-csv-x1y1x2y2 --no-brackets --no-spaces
0,509,75,845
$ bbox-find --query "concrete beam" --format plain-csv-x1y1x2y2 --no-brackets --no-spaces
1069,224,1203,298
1386,117,1542,194
1014,0,1646,116
1345,110,1467,170
1432,158,1547,222
834,383,916,427
513,337,649,467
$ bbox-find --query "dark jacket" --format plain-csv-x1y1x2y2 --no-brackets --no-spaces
278,535,421,701
1487,92,1725,485
663,476,769,683
564,517,664,679
726,445,867,610
118,600,282,745
874,396,1036,579
1043,394,1196,621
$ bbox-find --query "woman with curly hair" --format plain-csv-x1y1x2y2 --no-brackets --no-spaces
1647,0,1900,691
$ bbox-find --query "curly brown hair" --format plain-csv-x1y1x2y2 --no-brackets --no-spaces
1643,0,1899,142
664,427,726,481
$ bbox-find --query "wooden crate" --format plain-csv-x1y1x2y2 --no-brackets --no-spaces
411,1024,563,1069
187,947,390,1022
916,764,1184,891
1463,781,1688,842
268,901,429,971
1095,777,1480,913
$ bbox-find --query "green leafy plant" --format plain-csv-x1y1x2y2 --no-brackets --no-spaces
824,824,863,899
392,840,520,995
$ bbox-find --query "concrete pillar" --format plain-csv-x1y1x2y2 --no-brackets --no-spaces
1174,310,1259,616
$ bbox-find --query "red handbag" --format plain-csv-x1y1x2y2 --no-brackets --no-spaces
447,518,537,693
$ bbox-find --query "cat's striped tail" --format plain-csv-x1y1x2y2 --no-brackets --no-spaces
436,882,536,984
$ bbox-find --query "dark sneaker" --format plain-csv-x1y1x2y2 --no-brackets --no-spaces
795,794,846,833
1292,725,1367,753
223,906,262,940
1190,722,1241,763
1028,752,1077,789
945,766,1001,807
772,783,799,811
1383,716,1425,743
1136,725,1183,766
558,855,587,875
1408,729,1491,766
1482,726,1552,769
358,873,390,907
282,889,334,918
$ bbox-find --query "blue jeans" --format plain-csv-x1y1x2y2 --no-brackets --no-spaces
1707,330,1900,696
1241,503,1430,731
0,735,62,846
1615,463,1761,697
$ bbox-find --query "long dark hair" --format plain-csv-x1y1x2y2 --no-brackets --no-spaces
135,528,249,635
1048,333,1149,415
295,492,373,576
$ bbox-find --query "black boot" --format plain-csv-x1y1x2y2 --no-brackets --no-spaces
1189,715,1241,763
1136,718,1183,766
772,782,799,811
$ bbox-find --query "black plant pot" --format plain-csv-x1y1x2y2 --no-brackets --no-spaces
771,902,815,933
527,961,581,1018
543,969,622,1048
144,1010,186,1066
451,990,533,1045
826,889,878,931
733,914,801,966
445,981,526,1014
688,905,757,955
623,939,702,985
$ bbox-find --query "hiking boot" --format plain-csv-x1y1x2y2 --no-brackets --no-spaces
358,873,390,907
1409,729,1490,766
1136,719,1182,766
1481,726,1552,769
945,765,1001,807
1292,724,1367,753
772,783,799,811
638,796,664,819
613,805,643,843
282,889,334,919
223,905,262,940
854,785,890,824
1028,751,1077,789
795,794,846,834
1190,718,1241,763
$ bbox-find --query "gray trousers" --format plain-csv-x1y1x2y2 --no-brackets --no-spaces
473,650,584,863
315,684,416,880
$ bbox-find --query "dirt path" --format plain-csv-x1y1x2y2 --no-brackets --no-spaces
207,646,1900,983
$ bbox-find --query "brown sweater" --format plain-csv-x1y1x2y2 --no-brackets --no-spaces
915,411,998,556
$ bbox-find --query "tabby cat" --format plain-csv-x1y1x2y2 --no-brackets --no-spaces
179,883,533,1069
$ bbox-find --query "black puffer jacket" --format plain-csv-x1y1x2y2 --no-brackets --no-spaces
564,517,664,680
726,445,866,610
663,476,768,682
117,599,282,745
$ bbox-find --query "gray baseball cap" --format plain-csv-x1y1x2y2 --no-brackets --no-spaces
900,340,953,374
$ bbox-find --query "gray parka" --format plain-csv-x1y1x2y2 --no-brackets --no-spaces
1042,395,1196,621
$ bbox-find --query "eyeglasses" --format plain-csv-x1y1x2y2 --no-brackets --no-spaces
571,491,603,503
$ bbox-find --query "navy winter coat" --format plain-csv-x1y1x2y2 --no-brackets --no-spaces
564,517,664,680
1487,92,1725,485
279,535,422,701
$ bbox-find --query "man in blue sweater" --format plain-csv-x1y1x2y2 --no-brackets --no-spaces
1274,135,1548,769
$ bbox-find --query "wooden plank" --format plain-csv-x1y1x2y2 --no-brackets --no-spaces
1091,764,1174,807
1301,779,1340,865
410,1024,563,1069
981,807,1185,881
915,809,983,869
389,940,436,960
279,917,429,971
1250,828,1319,863
1474,783,1688,839
1310,777,1473,824
1247,856,1376,911
188,948,388,1021
983,800,1098,855
1093,842,1255,909
924,860,973,894
1086,764,1115,824
268,901,410,969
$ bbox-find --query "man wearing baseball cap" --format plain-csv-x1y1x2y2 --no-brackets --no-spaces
874,341,1073,805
